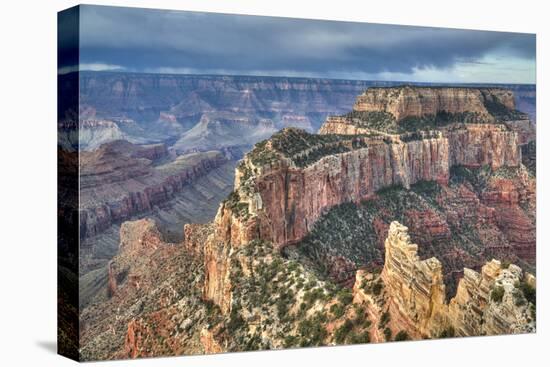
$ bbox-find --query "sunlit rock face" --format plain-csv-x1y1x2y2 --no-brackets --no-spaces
353,87,516,122
379,221,535,338
79,85,535,360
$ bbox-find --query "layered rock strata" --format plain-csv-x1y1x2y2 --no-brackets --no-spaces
202,204,258,314
227,124,519,249
202,127,522,312
80,218,212,360
79,141,227,240
446,124,519,169
201,87,529,315
107,219,167,297
481,170,536,261
379,221,535,337
353,86,516,122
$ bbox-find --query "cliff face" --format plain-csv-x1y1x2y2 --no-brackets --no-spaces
202,204,258,314
200,86,532,317
78,72,376,132
80,218,213,361
107,219,167,298
353,87,515,121
253,137,450,247
319,116,372,135
446,125,520,169
379,222,535,338
381,222,447,336
80,84,536,359
201,129,522,312
236,125,519,249
79,142,228,240
202,110,524,312
481,169,536,261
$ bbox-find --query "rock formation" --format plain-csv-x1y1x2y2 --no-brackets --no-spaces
80,218,212,361
79,141,228,240
381,221,447,336
446,124,519,169
352,86,516,122
80,86,536,360
222,123,519,250
183,223,214,255
201,87,533,313
481,170,536,261
202,203,258,314
379,221,535,338
107,219,168,297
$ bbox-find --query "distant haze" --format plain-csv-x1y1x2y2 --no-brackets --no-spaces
60,5,536,84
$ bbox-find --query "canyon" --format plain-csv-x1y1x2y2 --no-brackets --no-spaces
79,140,227,241
199,86,535,323
77,140,236,308
62,72,536,153
79,85,536,360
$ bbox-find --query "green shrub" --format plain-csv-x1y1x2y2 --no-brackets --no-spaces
297,312,328,346
352,305,367,326
438,326,455,338
349,331,370,344
394,330,410,341
330,303,345,318
303,288,325,307
383,327,392,341
372,281,383,296
334,319,354,344
491,286,505,303
284,335,298,348
379,311,390,328
519,281,536,305
227,308,245,331
337,288,353,306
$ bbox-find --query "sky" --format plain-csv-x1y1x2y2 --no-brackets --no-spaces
59,5,536,84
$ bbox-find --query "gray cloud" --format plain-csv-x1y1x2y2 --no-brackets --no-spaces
73,5,535,82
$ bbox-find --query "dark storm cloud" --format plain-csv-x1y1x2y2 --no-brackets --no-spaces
58,6,80,69
74,5,535,80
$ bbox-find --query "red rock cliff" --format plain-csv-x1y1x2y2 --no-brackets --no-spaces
379,221,535,337
79,146,227,240
353,86,515,121
240,125,518,248
202,87,527,312
253,136,450,247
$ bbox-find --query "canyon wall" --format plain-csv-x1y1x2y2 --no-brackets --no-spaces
353,87,515,121
446,125,520,169
481,170,536,261
80,146,227,240
248,127,518,248
380,221,447,336
319,116,373,135
202,126,521,312
107,219,167,298
201,87,527,313
202,204,258,314
380,221,535,337
252,137,450,247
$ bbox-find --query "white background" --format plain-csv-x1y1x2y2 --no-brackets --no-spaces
0,0,547,365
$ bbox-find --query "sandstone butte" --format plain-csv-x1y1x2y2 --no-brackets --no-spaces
201,86,534,318
351,86,515,122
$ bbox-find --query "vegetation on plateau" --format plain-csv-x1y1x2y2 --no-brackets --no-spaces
225,239,373,350
248,128,372,168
